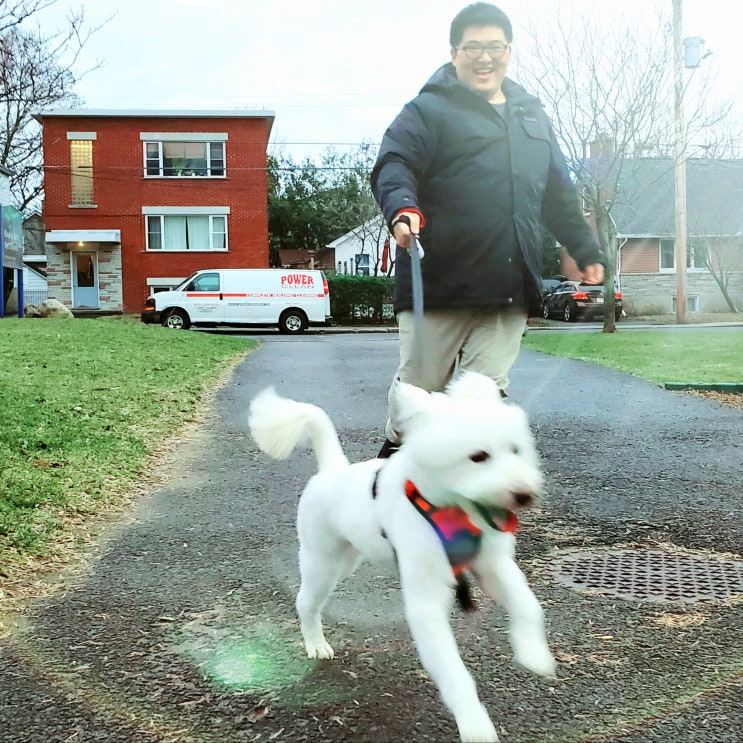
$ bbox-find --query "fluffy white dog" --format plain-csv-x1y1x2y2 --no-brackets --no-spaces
248,371,556,743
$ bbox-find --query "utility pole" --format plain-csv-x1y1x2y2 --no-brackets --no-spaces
673,0,688,323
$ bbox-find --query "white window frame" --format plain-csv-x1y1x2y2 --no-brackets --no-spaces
673,295,699,313
143,206,229,252
141,132,227,178
659,238,709,272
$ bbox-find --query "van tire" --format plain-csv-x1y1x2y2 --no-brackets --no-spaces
163,308,191,330
279,309,307,334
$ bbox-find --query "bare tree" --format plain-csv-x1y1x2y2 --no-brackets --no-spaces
689,236,741,313
1,3,106,211
0,0,58,33
513,3,736,331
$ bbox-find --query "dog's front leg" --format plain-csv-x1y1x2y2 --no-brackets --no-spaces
474,537,556,678
398,560,499,743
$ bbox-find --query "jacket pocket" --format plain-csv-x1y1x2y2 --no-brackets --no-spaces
518,115,551,143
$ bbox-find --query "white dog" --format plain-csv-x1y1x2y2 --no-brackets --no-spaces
248,372,556,742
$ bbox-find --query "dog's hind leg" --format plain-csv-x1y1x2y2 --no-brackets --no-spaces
398,562,499,743
473,538,556,678
296,540,360,660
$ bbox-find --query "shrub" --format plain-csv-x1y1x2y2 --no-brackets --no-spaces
327,275,396,325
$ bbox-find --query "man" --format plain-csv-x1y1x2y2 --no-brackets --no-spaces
371,2,604,457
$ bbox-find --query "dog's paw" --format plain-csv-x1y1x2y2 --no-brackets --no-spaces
305,639,334,660
457,706,499,742
514,643,557,678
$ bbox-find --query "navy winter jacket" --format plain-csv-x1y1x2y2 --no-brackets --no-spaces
371,64,603,313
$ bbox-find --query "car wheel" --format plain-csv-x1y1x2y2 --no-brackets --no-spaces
542,303,550,319
279,309,307,334
563,303,576,322
162,308,191,330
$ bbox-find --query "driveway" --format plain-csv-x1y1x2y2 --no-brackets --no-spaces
1,334,741,743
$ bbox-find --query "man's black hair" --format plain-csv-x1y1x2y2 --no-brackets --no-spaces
449,2,513,46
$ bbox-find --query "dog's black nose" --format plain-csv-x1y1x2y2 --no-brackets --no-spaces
513,491,534,507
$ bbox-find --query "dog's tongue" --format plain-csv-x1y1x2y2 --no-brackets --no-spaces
492,509,519,533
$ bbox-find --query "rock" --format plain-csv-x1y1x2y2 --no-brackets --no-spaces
25,299,74,319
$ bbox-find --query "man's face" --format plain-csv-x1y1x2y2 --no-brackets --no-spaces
451,24,511,99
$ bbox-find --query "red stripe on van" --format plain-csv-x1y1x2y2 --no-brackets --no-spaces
186,292,220,297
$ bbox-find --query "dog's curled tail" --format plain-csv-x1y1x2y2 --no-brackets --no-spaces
248,387,348,473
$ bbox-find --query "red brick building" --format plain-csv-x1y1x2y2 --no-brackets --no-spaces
33,109,274,314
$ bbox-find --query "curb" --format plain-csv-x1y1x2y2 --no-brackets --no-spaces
664,382,743,392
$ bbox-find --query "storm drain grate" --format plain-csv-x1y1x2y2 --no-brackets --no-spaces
553,548,743,604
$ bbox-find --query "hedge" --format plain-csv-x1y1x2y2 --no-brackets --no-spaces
327,275,396,325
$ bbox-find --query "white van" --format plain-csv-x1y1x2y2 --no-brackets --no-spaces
141,269,332,333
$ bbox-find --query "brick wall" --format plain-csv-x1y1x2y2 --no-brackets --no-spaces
620,239,660,273
41,113,273,313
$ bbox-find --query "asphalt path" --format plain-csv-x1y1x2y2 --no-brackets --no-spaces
1,334,741,743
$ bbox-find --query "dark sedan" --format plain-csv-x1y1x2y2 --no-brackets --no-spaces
542,281,623,322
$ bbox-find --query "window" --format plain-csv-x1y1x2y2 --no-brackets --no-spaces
145,214,228,251
660,239,675,270
688,244,708,270
143,140,226,177
70,140,94,205
673,295,699,313
355,253,370,276
660,239,708,271
184,272,220,292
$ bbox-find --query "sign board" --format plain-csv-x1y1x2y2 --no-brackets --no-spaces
1,205,23,269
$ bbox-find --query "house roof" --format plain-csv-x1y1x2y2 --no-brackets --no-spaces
610,158,743,238
278,250,315,268
327,215,386,248
32,108,275,121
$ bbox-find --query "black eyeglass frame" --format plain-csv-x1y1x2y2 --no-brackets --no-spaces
455,42,510,60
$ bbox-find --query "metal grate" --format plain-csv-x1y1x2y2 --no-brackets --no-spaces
553,548,743,604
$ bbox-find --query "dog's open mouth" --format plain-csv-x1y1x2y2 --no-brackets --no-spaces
474,503,519,533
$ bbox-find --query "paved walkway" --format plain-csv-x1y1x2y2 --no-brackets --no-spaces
1,334,741,742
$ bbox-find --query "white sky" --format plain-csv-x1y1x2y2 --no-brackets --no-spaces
34,0,742,161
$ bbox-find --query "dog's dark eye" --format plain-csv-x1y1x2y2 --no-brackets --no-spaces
511,445,520,455
469,450,490,463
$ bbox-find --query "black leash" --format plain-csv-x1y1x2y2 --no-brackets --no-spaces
408,232,424,367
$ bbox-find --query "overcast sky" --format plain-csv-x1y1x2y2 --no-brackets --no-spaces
35,0,741,161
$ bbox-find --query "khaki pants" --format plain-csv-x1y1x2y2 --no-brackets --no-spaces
385,308,528,443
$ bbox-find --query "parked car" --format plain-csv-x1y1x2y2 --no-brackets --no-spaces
528,275,568,317
541,280,623,322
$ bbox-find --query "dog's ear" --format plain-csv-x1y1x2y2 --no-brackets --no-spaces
391,381,436,436
445,371,503,403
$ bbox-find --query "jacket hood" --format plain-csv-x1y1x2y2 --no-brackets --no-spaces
421,63,541,108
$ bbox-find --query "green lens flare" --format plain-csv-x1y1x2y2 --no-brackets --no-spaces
193,625,317,690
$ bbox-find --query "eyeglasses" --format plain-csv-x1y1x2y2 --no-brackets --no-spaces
456,42,510,60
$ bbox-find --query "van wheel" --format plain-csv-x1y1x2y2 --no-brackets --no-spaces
163,308,191,330
279,309,307,334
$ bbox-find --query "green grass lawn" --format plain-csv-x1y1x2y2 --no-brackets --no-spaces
0,317,255,561
522,329,743,385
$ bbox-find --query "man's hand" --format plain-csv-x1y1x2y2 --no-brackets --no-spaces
391,211,422,248
581,263,604,285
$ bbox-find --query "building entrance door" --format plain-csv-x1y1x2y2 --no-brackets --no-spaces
72,252,99,308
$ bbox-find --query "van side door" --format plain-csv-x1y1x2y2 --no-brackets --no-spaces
182,271,225,324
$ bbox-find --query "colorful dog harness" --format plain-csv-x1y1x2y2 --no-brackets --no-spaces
404,481,483,576
370,468,518,577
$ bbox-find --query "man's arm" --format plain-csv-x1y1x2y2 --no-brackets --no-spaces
541,128,605,284
371,98,438,247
